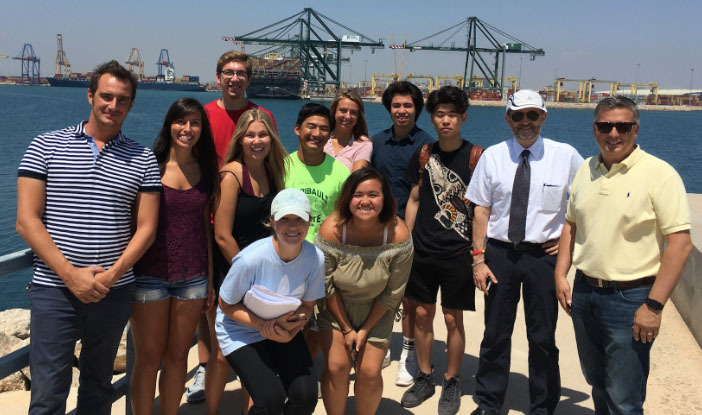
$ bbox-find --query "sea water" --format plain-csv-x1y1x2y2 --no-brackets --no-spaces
1,85,700,310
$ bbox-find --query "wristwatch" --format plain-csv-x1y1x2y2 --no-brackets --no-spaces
645,298,664,312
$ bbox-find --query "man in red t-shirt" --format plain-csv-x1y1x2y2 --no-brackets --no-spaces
189,51,276,412
204,51,277,165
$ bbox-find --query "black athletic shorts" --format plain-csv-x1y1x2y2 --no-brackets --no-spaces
404,249,476,311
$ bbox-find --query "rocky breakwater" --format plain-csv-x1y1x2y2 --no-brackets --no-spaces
0,308,129,393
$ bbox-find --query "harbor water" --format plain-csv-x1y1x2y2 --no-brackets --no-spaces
1,84,700,310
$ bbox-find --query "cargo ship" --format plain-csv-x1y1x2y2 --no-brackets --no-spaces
48,46,206,92
247,53,303,100
47,72,206,92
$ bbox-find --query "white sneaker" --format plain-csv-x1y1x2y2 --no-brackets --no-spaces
382,348,392,369
396,361,414,386
396,352,417,387
185,365,206,403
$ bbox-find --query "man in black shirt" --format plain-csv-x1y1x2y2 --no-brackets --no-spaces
401,86,479,415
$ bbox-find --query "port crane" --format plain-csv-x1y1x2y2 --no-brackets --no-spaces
54,34,71,77
223,7,384,95
404,74,435,92
397,17,544,97
157,49,172,77
614,82,659,103
435,75,465,90
13,44,40,85
125,48,144,80
371,73,399,95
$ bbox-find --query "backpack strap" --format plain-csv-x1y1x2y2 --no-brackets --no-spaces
417,143,433,187
417,143,483,187
469,145,484,173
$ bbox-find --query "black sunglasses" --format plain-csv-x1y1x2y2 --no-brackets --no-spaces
510,110,541,122
595,122,636,134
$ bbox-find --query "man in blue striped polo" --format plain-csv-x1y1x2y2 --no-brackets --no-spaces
16,60,161,415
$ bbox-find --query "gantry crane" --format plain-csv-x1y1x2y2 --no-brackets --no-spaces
371,73,399,95
435,75,465,90
125,48,144,80
613,82,659,103
13,44,40,85
552,78,620,103
404,74,434,92
157,49,172,77
54,34,72,77
222,8,384,95
397,17,544,97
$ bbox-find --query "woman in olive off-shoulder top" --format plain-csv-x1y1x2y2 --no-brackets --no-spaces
315,167,414,415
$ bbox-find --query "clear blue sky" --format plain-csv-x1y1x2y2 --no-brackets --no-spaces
1,0,700,90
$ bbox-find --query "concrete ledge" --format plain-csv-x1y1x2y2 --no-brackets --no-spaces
671,193,702,348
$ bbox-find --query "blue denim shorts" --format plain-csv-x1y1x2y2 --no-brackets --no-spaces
133,275,208,303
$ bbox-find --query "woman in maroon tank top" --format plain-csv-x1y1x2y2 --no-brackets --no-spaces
129,98,219,415
207,109,288,414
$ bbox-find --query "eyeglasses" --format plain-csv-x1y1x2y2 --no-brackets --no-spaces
220,70,248,80
595,122,636,134
510,110,541,122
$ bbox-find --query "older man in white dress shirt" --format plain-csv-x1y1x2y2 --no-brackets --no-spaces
465,90,584,415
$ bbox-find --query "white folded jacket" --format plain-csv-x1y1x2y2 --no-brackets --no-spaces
243,285,301,320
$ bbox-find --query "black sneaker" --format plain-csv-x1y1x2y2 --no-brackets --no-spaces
400,369,435,408
438,375,461,415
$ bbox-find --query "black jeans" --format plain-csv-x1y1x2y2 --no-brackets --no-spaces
225,333,317,415
28,283,133,415
474,239,561,415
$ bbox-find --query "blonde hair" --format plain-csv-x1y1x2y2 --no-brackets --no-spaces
329,91,369,140
223,109,286,192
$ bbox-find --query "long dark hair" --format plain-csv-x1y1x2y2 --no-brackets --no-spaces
153,97,219,202
335,167,397,225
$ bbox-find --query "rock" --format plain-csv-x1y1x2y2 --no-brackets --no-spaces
0,369,30,392
0,309,31,392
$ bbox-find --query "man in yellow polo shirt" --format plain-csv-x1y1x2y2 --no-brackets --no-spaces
554,96,692,414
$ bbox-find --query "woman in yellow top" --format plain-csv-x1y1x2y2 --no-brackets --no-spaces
315,167,414,415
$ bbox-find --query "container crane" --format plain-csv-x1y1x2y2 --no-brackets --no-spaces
401,17,544,98
54,34,72,77
157,49,172,77
125,48,144,80
222,8,384,95
13,44,41,85
404,73,435,92
614,82,659,104
435,75,465,89
371,73,399,96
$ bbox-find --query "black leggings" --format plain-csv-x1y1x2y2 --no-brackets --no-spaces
225,333,317,415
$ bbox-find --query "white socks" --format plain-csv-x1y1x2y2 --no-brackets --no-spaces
400,336,415,362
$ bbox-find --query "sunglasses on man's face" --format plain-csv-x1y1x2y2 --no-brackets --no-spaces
595,122,636,134
510,110,541,122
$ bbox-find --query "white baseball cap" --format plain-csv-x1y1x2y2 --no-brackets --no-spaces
271,188,311,221
506,89,547,113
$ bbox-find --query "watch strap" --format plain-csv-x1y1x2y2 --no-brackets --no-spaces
645,297,664,311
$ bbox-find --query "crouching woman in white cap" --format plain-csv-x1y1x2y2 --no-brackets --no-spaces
215,188,325,415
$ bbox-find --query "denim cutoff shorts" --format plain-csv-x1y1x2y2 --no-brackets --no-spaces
133,275,208,303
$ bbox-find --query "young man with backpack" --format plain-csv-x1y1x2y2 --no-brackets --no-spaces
401,86,483,415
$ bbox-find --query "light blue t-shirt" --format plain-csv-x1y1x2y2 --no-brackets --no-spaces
215,236,325,355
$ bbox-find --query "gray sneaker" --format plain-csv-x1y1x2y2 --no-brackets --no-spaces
185,365,206,404
438,375,461,415
400,369,435,408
